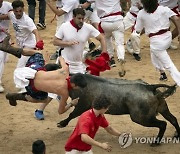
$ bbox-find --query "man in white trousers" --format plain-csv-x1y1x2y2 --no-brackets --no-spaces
0,0,43,93
82,0,126,77
158,0,180,49
123,0,143,61
0,0,12,92
135,0,180,85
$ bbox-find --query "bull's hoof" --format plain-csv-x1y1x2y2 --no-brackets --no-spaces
150,142,160,147
57,121,67,128
118,70,126,77
173,131,180,138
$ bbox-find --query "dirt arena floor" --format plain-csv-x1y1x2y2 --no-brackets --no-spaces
0,1,180,154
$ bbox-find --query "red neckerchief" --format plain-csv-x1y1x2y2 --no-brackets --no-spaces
70,19,81,32
66,76,73,91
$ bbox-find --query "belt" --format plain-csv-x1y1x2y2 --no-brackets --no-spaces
148,28,170,38
171,6,180,17
100,11,122,19
130,12,137,18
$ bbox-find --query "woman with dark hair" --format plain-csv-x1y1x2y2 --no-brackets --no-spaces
135,0,180,86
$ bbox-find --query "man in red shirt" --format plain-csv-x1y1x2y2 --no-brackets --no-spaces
65,95,121,153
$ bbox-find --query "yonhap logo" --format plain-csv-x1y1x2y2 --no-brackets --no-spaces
118,132,133,148
118,132,180,148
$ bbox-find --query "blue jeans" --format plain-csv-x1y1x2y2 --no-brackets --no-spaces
27,0,46,24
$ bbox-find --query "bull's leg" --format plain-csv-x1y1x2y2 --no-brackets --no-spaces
158,99,180,138
57,105,90,128
131,116,167,146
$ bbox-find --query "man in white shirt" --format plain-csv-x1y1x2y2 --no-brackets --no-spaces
82,0,126,77
158,0,180,49
0,0,43,92
0,0,12,92
47,0,79,60
123,0,143,61
135,0,180,85
34,8,107,120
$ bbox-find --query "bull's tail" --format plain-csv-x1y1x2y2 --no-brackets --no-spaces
147,84,177,99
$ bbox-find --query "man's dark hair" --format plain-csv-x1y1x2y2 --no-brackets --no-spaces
32,140,46,154
141,0,158,13
70,73,87,88
92,95,111,110
12,0,24,9
73,8,86,17
44,63,60,71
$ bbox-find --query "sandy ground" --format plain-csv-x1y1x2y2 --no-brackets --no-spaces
0,1,180,154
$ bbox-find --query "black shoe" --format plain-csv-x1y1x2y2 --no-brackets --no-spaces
50,51,59,60
89,42,96,51
159,73,168,81
37,23,46,29
90,49,101,57
133,53,141,61
110,57,116,67
6,93,17,106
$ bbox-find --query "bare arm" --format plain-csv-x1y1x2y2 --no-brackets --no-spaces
170,15,180,44
46,0,66,16
80,1,91,9
104,125,121,136
32,29,41,42
95,34,107,52
59,56,69,72
53,36,79,47
58,92,79,114
81,134,112,152
0,14,9,20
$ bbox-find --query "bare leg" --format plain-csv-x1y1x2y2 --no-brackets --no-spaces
22,48,41,56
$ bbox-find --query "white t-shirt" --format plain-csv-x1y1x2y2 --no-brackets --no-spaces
135,6,176,35
0,1,12,42
55,21,100,74
129,0,142,15
8,11,37,48
158,0,178,9
61,0,79,22
88,0,123,22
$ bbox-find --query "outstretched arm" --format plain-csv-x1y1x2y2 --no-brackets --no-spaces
170,15,180,44
81,134,112,152
95,34,107,53
104,125,121,136
46,0,66,16
58,93,79,114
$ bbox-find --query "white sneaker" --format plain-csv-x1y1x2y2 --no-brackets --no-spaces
0,84,4,93
169,44,178,50
126,39,134,54
18,88,26,93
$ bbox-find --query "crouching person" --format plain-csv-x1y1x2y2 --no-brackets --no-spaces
65,95,121,153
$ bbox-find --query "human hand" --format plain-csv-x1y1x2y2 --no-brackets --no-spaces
100,142,112,152
36,40,44,50
68,40,79,46
71,97,79,106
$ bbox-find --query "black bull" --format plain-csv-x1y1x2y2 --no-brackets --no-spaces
58,74,180,145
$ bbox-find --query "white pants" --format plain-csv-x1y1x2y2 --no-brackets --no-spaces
0,50,8,82
150,32,180,86
16,55,30,68
123,12,136,31
101,20,125,60
66,149,93,154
